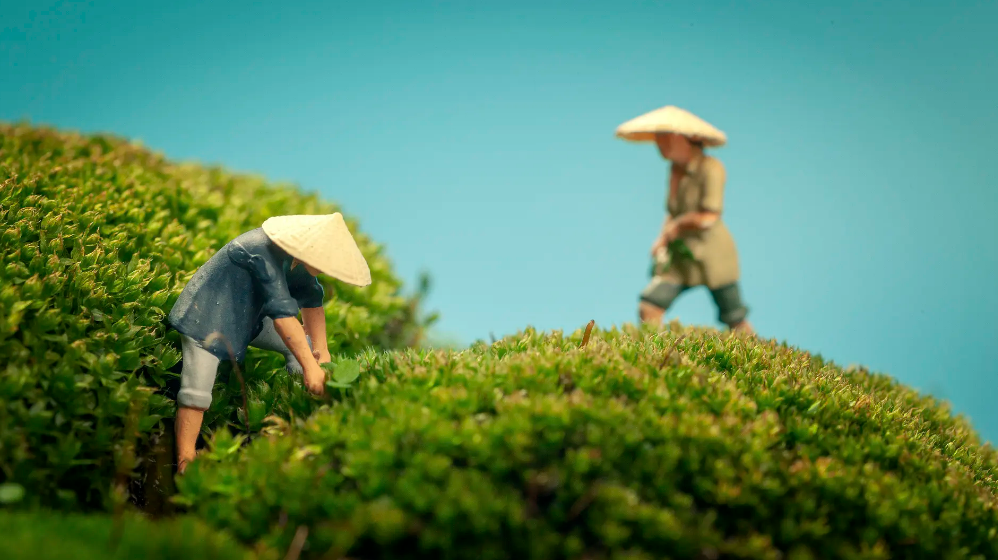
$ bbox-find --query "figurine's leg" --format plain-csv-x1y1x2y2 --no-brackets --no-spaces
639,278,685,325
249,316,313,376
709,282,753,334
175,334,221,473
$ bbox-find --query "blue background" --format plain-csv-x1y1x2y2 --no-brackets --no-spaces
3,1,996,442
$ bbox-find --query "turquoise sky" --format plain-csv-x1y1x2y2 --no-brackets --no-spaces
3,1,996,442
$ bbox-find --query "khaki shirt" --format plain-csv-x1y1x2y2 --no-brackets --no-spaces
658,155,741,289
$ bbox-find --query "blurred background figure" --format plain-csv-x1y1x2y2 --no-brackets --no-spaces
617,106,754,334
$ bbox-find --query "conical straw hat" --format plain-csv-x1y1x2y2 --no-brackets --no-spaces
262,213,372,287
615,105,727,147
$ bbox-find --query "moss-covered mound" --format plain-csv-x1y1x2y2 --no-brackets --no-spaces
177,324,998,559
0,510,263,560
0,123,427,511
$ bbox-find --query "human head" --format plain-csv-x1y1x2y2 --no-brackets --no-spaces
291,258,322,277
654,132,704,164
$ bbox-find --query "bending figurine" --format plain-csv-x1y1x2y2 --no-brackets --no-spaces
616,105,754,334
167,213,372,473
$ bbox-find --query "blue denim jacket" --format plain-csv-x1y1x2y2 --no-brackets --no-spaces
168,228,324,361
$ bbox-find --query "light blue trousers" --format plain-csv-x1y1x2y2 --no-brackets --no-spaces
177,317,313,410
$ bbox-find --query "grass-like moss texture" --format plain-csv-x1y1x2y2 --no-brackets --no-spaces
0,123,428,512
0,509,264,560
177,326,998,559
2,123,998,559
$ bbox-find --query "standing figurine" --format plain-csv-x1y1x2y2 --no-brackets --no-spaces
616,105,754,334
167,213,372,473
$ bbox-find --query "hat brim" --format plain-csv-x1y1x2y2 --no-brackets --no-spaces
615,129,727,147
614,105,728,147
262,214,373,287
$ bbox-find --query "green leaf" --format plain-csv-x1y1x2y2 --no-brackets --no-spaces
332,358,361,385
327,382,353,389
0,482,25,504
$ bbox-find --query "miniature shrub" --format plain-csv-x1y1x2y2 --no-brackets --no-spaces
177,324,998,559
0,509,264,560
0,123,428,511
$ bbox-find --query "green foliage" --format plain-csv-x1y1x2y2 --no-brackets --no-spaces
0,509,264,560
0,123,428,511
322,357,362,389
650,239,694,277
176,323,998,559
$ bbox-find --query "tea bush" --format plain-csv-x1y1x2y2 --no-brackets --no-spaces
0,123,429,511
0,509,263,560
177,323,998,559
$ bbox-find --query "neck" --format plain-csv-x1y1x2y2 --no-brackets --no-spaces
673,150,702,169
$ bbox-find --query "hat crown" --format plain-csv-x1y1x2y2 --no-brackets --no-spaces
262,213,372,287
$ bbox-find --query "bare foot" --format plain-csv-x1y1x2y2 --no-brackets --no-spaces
639,302,665,325
731,320,755,335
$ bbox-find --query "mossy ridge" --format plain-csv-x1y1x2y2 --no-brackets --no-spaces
178,323,998,559
0,122,425,512
0,509,267,560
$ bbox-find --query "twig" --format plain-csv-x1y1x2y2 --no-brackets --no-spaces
567,482,601,520
659,335,687,369
109,396,144,551
283,525,310,560
204,332,250,434
580,320,595,349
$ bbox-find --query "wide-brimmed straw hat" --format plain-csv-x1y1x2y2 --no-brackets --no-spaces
615,105,727,147
262,213,372,287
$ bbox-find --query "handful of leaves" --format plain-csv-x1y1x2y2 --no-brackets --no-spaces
650,239,695,277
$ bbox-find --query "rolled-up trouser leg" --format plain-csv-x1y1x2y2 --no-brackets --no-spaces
709,282,749,327
640,277,686,312
177,334,221,410
249,316,314,376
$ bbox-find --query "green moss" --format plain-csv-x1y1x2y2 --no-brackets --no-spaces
178,323,998,559
0,509,266,560
0,123,427,511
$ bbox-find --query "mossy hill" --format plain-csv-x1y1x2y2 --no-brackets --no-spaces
0,122,430,513
2,123,997,559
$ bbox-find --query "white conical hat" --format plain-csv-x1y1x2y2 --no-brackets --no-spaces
262,213,372,287
615,105,727,147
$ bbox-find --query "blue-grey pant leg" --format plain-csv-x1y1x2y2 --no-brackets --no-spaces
708,282,750,327
249,316,313,376
177,334,221,410
640,278,687,311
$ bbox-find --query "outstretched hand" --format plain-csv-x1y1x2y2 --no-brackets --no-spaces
650,236,666,257
303,363,326,396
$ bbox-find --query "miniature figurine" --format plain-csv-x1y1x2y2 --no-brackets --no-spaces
167,213,372,473
616,105,754,334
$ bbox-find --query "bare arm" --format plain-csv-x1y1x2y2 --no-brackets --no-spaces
654,211,719,253
668,211,719,235
657,213,672,238
273,316,325,394
300,307,331,363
